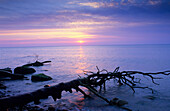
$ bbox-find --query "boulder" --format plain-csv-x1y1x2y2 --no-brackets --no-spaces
0,67,12,73
0,70,10,78
0,70,25,79
31,73,52,81
14,66,36,74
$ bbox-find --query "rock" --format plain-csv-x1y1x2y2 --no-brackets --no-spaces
14,66,36,74
0,70,9,78
31,73,52,81
44,84,50,87
0,70,25,79
0,67,12,73
0,83,7,89
0,69,12,78
110,98,128,106
117,100,128,106
110,98,119,105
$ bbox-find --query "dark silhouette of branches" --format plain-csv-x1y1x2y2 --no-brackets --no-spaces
0,66,170,111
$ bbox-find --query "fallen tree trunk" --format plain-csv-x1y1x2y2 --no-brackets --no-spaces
0,67,170,110
0,78,84,109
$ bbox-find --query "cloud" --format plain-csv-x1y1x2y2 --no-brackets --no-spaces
78,2,114,8
0,0,170,46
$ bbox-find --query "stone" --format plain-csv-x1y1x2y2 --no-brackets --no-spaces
110,98,128,106
14,66,36,74
110,98,119,105
31,73,52,81
117,100,128,106
44,84,50,87
0,67,12,73
0,83,7,89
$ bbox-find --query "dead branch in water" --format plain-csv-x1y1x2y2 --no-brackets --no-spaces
0,67,170,110
22,60,51,67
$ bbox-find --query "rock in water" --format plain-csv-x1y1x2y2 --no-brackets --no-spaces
117,100,128,106
110,98,128,106
14,66,36,74
0,67,12,73
31,73,52,81
0,83,6,89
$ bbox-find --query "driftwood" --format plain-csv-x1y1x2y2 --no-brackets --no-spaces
22,61,51,67
0,67,170,110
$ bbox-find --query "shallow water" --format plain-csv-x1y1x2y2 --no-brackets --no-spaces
1,45,170,111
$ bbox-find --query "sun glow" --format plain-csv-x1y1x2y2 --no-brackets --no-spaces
77,40,85,43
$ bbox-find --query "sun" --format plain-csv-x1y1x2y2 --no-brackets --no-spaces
77,40,85,44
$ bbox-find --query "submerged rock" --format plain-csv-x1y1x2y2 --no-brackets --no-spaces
31,73,52,81
14,66,36,74
0,67,12,73
110,98,128,106
0,67,13,78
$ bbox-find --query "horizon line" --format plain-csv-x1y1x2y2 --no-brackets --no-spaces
1,43,170,48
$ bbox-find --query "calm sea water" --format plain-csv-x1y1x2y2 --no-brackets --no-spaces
1,45,170,111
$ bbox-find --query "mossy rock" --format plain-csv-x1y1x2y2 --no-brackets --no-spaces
14,66,36,74
31,73,52,81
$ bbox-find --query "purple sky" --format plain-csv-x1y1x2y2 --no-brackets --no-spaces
0,0,170,47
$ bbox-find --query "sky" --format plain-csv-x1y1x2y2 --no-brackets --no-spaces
0,0,170,47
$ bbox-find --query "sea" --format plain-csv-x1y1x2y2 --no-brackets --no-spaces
0,44,170,111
